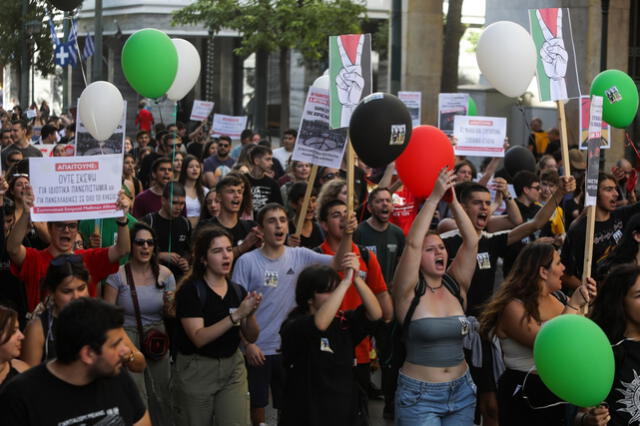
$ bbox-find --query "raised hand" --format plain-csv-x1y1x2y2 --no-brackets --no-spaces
430,167,456,202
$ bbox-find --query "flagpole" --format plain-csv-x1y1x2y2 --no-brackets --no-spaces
93,0,103,81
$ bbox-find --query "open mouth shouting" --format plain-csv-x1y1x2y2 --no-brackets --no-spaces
476,213,488,228
434,257,445,271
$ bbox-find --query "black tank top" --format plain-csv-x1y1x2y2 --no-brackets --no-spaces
0,363,20,392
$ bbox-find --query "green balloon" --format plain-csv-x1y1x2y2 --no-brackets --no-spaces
121,29,178,99
468,96,477,116
590,69,639,129
534,315,614,407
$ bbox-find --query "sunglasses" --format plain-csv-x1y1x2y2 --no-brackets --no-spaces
322,173,337,180
52,222,78,231
133,238,155,247
51,254,83,266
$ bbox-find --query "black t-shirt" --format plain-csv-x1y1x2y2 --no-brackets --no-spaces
175,279,247,358
197,217,257,248
0,364,146,425
279,306,373,426
606,339,640,425
246,174,284,214
442,229,510,317
353,221,405,287
561,203,640,279
287,220,325,250
141,212,192,278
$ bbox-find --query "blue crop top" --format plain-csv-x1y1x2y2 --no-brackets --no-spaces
405,315,469,367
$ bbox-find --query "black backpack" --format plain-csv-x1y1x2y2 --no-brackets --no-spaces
382,273,463,368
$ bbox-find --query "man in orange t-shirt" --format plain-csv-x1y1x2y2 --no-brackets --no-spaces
316,198,393,400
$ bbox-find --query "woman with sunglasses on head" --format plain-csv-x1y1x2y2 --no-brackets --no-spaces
279,263,381,426
20,255,144,369
173,225,261,426
478,242,597,426
103,223,175,422
179,154,209,228
392,168,479,425
0,305,28,392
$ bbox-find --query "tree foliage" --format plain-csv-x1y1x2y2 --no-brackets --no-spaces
172,0,366,62
0,0,55,76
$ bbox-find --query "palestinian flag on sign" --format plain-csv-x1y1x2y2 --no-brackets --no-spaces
329,34,372,129
528,8,581,102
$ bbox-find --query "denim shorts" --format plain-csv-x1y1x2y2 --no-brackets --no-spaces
395,370,477,426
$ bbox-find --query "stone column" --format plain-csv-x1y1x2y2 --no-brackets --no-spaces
401,0,443,125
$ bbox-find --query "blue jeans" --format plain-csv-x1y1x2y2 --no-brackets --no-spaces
395,370,476,426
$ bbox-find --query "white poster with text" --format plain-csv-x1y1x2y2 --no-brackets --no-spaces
453,116,507,157
29,154,124,222
398,91,422,128
190,100,215,122
211,114,248,139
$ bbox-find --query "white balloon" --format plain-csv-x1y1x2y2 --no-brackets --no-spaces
312,75,330,90
78,81,124,141
476,21,537,98
166,39,201,101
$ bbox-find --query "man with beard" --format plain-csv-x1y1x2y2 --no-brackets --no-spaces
0,298,150,425
133,157,173,219
203,136,235,188
562,172,640,289
441,176,575,426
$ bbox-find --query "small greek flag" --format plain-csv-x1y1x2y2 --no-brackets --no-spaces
67,18,78,65
48,15,59,47
83,34,95,60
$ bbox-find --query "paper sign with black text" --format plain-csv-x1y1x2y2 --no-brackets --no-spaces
585,95,603,207
453,115,507,157
190,100,215,122
210,114,248,139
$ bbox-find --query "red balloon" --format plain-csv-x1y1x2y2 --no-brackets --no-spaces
396,125,455,198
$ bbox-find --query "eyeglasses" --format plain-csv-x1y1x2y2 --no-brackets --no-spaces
168,144,183,150
529,185,541,191
133,238,155,247
322,173,337,181
52,222,78,231
51,254,83,266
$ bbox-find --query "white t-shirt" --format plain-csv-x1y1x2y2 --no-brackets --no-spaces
272,147,292,169
185,187,209,218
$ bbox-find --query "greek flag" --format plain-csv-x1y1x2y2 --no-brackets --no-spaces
67,18,78,65
83,34,95,60
48,15,60,47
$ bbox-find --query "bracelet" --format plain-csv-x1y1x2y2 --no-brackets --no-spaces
229,313,240,326
505,196,513,201
116,218,129,227
566,303,580,311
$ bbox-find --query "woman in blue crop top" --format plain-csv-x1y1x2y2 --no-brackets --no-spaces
479,242,597,426
392,168,480,425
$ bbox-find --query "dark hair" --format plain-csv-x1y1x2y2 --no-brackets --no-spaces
11,119,28,131
199,189,218,222
256,202,286,226
590,263,640,344
454,160,477,180
179,155,206,207
240,129,253,141
0,305,18,345
540,169,560,186
178,226,233,290
130,222,163,288
512,170,540,197
42,255,90,301
291,264,341,315
40,124,57,139
217,172,252,216
288,182,318,205
249,145,271,164
202,140,216,162
55,298,124,364
219,135,231,144
598,172,617,186
283,128,297,138
216,173,244,193
319,198,346,222
136,130,149,140
479,242,556,338
597,214,640,278
162,182,186,199
152,156,172,174
368,187,392,202
458,182,490,205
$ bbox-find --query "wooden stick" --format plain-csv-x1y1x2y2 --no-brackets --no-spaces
294,164,318,237
581,204,596,285
346,140,355,214
557,100,571,177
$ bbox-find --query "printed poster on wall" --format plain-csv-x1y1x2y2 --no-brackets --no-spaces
292,87,348,169
29,154,124,222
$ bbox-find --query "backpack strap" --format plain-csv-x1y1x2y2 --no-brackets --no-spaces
356,244,370,266
442,273,464,308
401,275,427,333
552,290,568,305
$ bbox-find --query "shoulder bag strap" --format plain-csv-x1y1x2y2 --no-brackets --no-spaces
125,264,145,349
401,274,426,335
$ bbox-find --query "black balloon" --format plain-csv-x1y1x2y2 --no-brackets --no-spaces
504,145,536,179
50,0,83,11
349,93,413,168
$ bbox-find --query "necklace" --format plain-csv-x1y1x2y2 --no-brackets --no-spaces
426,282,443,293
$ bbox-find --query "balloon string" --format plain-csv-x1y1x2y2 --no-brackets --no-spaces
168,102,177,254
625,132,640,169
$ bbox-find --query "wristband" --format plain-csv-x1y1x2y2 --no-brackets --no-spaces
229,314,240,326
116,218,129,227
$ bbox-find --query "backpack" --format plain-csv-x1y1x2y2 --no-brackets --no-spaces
382,273,463,368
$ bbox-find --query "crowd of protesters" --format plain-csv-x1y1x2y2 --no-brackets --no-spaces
0,106,637,426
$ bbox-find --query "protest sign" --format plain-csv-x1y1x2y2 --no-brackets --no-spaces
453,116,506,157
529,8,581,101
398,91,422,128
190,100,215,122
292,87,348,169
26,109,37,120
584,96,603,207
29,154,124,222
438,93,468,134
329,34,372,129
211,114,248,139
74,100,126,156
579,96,610,150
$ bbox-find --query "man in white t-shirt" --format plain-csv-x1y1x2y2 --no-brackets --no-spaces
272,129,296,170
